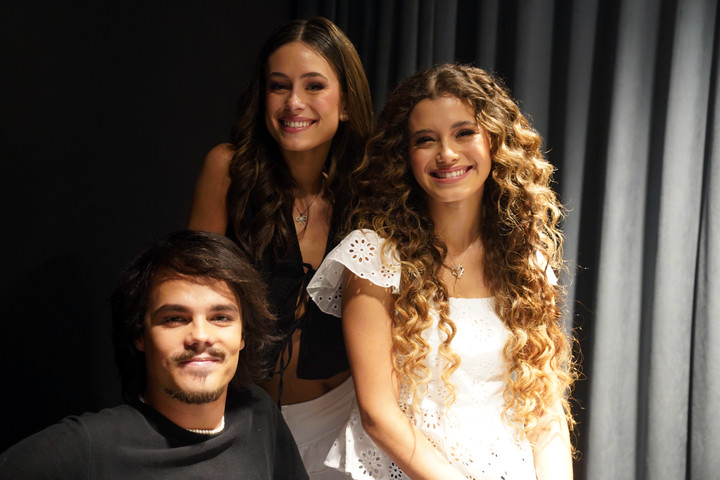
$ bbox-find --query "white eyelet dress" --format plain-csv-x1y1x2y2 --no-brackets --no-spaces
307,230,539,480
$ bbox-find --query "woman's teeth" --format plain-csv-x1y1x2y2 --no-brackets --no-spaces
282,120,312,128
434,169,467,178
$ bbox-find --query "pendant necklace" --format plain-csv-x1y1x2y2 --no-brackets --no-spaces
294,184,322,225
446,234,479,280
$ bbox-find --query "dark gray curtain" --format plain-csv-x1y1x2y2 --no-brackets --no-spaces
294,1,720,479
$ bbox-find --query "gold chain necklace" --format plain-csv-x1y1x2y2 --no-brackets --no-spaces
294,185,322,226
446,234,479,279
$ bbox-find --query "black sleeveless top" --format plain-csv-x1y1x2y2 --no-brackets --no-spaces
227,207,349,383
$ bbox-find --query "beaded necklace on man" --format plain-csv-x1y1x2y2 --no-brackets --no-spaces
138,396,225,435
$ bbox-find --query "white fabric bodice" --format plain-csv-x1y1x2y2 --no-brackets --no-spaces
307,230,536,480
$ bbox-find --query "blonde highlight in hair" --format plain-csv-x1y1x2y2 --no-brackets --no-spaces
347,64,576,438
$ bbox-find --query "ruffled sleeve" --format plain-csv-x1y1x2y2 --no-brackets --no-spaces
307,229,401,318
534,250,558,285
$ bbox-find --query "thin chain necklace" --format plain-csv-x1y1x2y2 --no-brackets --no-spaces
446,234,479,279
294,185,322,226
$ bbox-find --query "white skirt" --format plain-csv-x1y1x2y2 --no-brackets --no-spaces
282,377,355,479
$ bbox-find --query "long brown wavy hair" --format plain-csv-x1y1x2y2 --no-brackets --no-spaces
226,17,372,262
347,64,576,439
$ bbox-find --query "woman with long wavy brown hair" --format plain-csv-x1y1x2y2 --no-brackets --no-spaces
308,64,576,479
189,17,372,479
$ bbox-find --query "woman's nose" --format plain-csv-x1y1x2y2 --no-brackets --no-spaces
286,89,305,112
436,142,459,164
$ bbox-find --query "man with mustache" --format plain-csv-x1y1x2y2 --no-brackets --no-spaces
0,230,308,479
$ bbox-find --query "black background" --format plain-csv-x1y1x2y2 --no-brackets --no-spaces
1,1,292,449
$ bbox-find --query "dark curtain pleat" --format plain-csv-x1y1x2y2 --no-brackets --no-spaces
547,5,601,478
690,10,720,473
292,1,720,478
513,0,556,136
417,0,434,69
432,0,457,64
373,1,399,111
294,0,466,111
473,0,500,69
396,0,421,87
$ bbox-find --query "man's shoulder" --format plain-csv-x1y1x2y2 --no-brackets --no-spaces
224,385,308,479
226,384,278,417
7,403,140,445
0,404,142,478
67,403,146,436
78,402,141,421
242,383,275,403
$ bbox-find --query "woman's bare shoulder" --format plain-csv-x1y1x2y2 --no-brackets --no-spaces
204,143,236,169
188,143,236,233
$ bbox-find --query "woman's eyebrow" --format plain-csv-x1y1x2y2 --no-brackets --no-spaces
267,71,328,81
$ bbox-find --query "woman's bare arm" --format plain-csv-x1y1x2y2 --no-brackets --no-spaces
342,272,466,480
188,143,233,234
530,399,573,480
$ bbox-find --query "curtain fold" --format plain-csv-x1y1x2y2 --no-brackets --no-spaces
643,2,716,478
293,1,719,478
690,4,720,476
586,0,663,477
552,0,598,333
513,0,554,135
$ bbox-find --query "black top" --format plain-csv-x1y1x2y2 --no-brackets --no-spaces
0,384,308,480
229,207,349,382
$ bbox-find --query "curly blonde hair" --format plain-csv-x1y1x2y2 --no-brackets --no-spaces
346,64,576,439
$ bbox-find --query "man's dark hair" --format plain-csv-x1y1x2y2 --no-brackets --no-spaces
110,230,278,402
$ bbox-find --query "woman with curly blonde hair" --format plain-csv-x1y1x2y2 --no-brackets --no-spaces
308,63,576,479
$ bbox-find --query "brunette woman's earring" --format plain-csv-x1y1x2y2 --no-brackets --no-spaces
340,113,349,121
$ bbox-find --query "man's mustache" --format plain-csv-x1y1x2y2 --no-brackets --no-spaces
171,347,226,363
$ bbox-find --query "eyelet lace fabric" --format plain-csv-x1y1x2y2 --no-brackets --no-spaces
308,230,537,480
